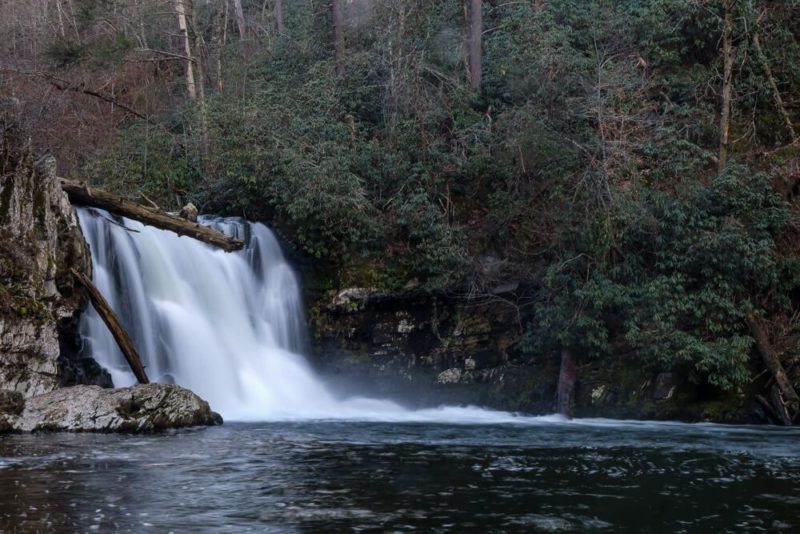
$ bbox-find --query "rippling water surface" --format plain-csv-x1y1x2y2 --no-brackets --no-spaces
1,419,799,532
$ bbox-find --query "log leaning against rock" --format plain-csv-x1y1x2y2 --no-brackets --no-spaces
71,268,150,385
60,179,244,252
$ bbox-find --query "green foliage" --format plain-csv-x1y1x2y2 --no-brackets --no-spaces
45,39,87,67
66,0,800,391
524,165,791,390
620,168,788,389
79,123,201,209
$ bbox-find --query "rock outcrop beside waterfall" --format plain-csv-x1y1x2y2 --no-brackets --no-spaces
0,98,96,398
310,287,753,422
0,99,220,433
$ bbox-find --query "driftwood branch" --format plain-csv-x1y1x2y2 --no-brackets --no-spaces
60,179,244,252
71,268,149,385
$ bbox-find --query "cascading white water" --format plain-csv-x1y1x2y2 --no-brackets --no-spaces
79,208,339,420
77,208,553,424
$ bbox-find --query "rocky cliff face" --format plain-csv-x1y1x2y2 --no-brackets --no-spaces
311,288,559,412
0,99,101,398
310,288,756,422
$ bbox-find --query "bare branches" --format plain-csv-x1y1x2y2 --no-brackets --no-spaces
0,68,151,122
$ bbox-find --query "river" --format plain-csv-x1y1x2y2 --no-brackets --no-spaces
5,211,793,532
2,419,798,532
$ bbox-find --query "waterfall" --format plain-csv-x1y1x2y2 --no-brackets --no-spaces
78,208,338,420
77,208,540,424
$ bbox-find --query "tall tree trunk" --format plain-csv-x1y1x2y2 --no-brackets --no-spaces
467,0,482,89
557,348,577,418
212,0,229,92
719,0,735,170
753,31,797,142
190,1,210,162
174,0,196,99
332,0,345,76
275,0,284,35
232,0,246,40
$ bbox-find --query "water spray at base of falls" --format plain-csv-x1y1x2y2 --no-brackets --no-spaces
78,208,550,424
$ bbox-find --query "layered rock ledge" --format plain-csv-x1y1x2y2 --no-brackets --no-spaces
0,384,222,433
310,287,755,422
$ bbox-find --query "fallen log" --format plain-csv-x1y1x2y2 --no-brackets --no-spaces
746,312,799,424
60,179,243,252
71,268,150,385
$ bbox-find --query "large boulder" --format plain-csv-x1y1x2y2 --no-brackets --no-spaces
3,384,222,433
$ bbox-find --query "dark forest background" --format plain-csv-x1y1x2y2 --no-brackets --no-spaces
2,0,799,396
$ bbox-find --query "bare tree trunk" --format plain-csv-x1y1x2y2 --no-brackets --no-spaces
212,0,229,92
467,0,482,89
746,312,799,425
332,0,345,76
55,0,66,37
190,1,210,162
770,385,793,426
174,0,197,99
719,0,734,170
753,31,797,141
275,0,284,34
557,348,577,418
387,2,407,138
232,0,246,40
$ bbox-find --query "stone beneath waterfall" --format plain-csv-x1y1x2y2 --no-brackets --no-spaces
178,202,199,222
4,384,222,433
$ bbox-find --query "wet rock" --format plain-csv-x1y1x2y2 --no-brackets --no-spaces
591,384,608,405
0,415,13,432
178,202,198,222
653,372,677,401
7,384,222,433
327,288,383,312
0,390,24,416
437,368,462,384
